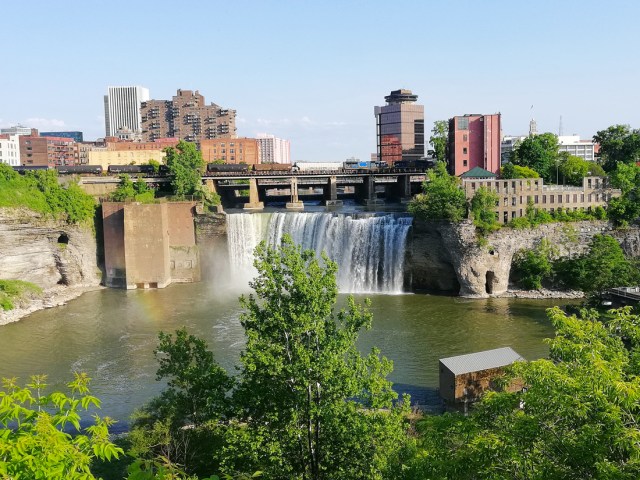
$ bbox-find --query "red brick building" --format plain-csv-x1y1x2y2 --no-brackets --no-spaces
200,138,259,165
448,114,501,176
19,135,75,166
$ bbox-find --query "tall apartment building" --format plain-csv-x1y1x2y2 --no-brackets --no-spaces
19,135,75,167
448,114,501,176
104,86,150,137
374,89,424,165
140,89,236,144
256,134,291,164
200,138,259,165
0,134,21,166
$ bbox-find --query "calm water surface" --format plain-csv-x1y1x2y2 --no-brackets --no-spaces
0,283,563,429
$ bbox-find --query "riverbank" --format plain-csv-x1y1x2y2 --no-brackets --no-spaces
496,288,584,300
0,284,104,326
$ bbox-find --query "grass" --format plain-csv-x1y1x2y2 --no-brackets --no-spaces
0,280,43,311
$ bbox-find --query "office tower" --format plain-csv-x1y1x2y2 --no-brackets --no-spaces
104,86,150,137
448,114,501,176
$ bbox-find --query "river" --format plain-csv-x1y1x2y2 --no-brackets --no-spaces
0,282,561,430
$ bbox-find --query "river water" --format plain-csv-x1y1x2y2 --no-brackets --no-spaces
0,282,560,430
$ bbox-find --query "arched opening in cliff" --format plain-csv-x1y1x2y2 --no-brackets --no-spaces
485,271,496,294
57,234,69,245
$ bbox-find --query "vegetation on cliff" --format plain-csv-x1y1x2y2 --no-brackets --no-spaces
408,162,467,221
110,174,156,203
0,279,42,311
0,163,95,224
512,234,640,294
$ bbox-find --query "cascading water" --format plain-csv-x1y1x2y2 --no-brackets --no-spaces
226,212,412,294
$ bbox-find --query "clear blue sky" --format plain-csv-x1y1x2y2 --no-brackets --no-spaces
1,0,638,161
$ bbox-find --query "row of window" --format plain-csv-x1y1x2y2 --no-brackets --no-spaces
496,192,611,207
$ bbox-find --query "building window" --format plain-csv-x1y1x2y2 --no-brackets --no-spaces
463,134,468,141
512,197,516,206
463,160,468,167
543,195,546,204
457,118,469,130
463,147,468,154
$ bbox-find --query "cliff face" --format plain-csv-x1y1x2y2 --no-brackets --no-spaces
410,220,640,298
0,208,101,323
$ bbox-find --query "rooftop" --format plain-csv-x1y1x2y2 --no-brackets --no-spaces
440,347,523,375
460,167,497,179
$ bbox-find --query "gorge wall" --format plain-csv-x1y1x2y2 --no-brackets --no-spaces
0,208,101,324
411,220,640,297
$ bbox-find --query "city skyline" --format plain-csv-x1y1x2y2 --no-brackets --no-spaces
1,0,638,161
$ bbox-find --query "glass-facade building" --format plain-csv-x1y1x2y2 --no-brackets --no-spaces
374,89,424,165
40,131,83,142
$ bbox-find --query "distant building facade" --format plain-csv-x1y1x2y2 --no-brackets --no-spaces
256,134,290,164
41,131,83,142
0,125,34,136
85,138,178,169
104,86,150,137
448,114,501,176
462,176,620,224
500,135,527,164
374,89,424,165
0,134,20,166
200,138,259,165
557,135,597,162
19,135,75,166
140,89,236,144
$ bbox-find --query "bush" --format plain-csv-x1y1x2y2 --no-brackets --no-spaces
0,279,43,311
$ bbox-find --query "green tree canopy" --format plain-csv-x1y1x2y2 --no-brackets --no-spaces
470,186,500,234
593,124,640,172
558,153,605,186
408,161,467,221
165,141,205,197
402,306,640,479
499,163,540,179
511,133,560,183
429,120,449,163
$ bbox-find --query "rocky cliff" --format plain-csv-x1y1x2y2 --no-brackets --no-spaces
410,220,640,298
0,208,101,324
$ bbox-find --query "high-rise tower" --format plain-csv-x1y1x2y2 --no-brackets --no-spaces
104,86,150,137
374,89,424,165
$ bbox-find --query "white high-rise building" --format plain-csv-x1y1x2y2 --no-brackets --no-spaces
558,135,597,162
0,134,21,166
1,125,33,136
256,133,291,164
104,86,149,137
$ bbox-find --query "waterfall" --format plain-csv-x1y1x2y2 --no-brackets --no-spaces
226,212,412,294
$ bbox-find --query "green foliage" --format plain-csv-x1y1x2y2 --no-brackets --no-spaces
147,159,161,174
499,162,540,179
594,124,640,172
512,239,558,290
401,307,640,479
555,234,640,294
136,237,409,479
511,132,560,183
470,187,500,235
0,164,96,224
558,153,601,186
429,120,448,163
0,279,42,311
0,373,123,479
110,175,157,203
607,163,640,226
508,201,605,229
408,161,467,221
165,141,205,197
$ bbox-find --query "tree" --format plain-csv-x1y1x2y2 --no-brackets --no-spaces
402,307,640,479
165,141,205,197
470,187,500,234
0,373,123,479
511,133,560,183
499,163,540,179
594,124,640,172
223,236,409,479
111,174,136,201
408,161,467,221
557,153,604,186
512,239,557,290
429,120,449,163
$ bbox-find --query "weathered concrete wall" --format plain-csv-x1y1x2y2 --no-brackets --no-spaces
193,212,228,281
411,219,640,298
102,201,200,289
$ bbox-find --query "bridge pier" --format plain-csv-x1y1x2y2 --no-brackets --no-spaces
324,175,343,207
356,175,383,206
286,177,304,210
243,178,264,210
386,175,412,202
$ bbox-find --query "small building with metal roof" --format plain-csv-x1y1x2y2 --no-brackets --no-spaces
439,347,524,403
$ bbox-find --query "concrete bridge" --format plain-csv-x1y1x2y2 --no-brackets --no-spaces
79,171,426,209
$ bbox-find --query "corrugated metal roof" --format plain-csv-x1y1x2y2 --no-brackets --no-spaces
439,347,523,375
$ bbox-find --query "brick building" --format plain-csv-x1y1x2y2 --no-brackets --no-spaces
449,114,501,176
200,138,259,165
462,175,621,224
19,135,75,166
141,89,236,144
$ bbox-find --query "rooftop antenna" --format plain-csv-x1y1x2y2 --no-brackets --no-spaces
559,115,564,136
